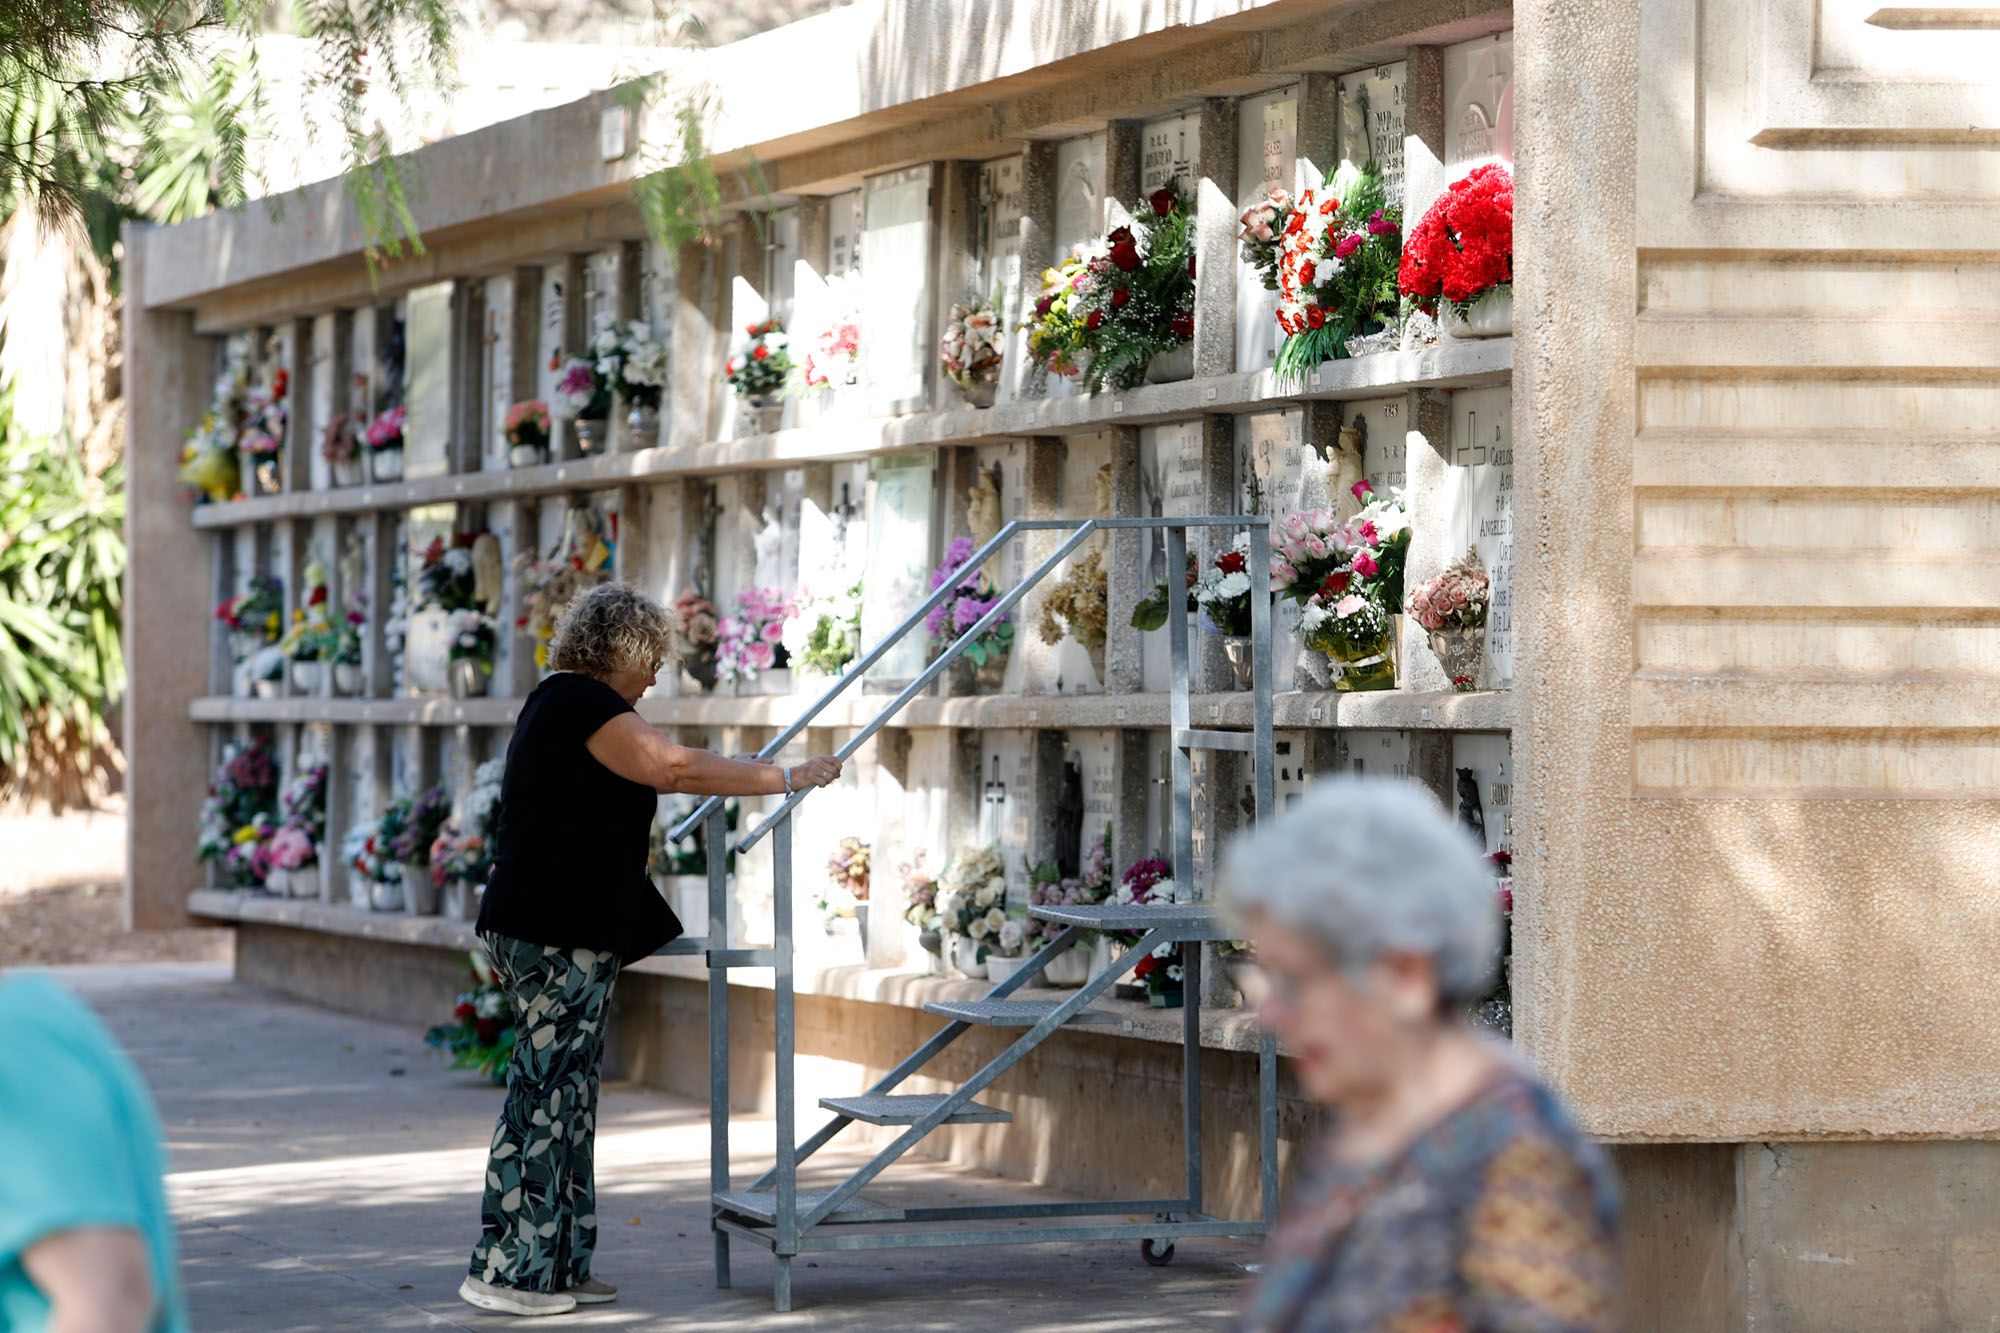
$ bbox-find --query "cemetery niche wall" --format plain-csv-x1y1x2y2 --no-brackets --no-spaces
135,0,1522,1259
131,0,2000,1323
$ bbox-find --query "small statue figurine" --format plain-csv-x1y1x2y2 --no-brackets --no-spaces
1054,757,1085,879
1331,419,1367,520
751,502,785,586
966,464,1003,546
472,533,505,616
1456,767,1487,847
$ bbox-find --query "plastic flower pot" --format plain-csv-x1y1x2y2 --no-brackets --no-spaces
333,664,365,696
1443,286,1513,340
289,659,325,695
369,876,405,912
950,935,988,980
331,457,365,488
1427,624,1486,693
985,953,1028,985
370,447,405,483
289,862,321,900
448,658,489,700
401,863,441,916
1144,343,1196,384
1221,636,1254,691
507,443,546,469
1042,946,1090,987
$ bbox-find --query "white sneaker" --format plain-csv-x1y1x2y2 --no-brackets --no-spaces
458,1276,578,1317
564,1277,618,1305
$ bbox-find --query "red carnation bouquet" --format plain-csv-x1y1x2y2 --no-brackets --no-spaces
1273,162,1401,382
1398,164,1513,315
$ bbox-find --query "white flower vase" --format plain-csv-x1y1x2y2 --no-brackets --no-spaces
1043,947,1090,988
441,879,480,920
1444,286,1513,340
1090,935,1138,985
288,659,325,695
264,867,289,896
448,657,489,699
290,863,321,899
331,457,365,488
1144,342,1196,384
252,678,282,700
624,402,660,448
370,447,404,483
349,873,372,909
951,935,988,980
332,663,364,696
985,953,1029,985
507,443,546,470
369,876,405,912
574,418,608,453
733,667,792,698
401,863,441,916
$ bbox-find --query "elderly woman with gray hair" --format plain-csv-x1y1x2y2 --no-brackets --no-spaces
1225,776,1619,1333
460,583,841,1318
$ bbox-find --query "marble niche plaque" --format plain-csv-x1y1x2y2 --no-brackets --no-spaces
1336,63,1408,202
1236,410,1310,693
859,166,933,412
479,279,514,472
863,452,935,680
1138,421,1209,694
828,189,863,281
978,156,1026,408
1441,386,1514,687
1347,395,1409,494
400,282,453,482
1445,32,1515,174
1450,733,1512,857
1072,729,1118,871
1235,87,1298,374
978,730,1037,892
1140,111,1200,200
1045,134,1108,403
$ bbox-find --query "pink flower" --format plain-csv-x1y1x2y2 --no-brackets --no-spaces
1334,594,1366,618
760,620,787,645
745,641,776,671
1351,480,1374,502
1334,233,1364,260
1282,513,1308,538
1352,552,1379,577
1358,520,1379,544
1302,535,1329,559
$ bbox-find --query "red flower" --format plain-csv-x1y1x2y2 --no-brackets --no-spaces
454,1001,475,1021
1133,953,1160,979
1319,197,1339,216
308,586,328,607
1358,520,1379,543
1218,551,1247,575
1187,254,1197,278
1149,187,1176,217
1284,210,1307,236
1306,306,1325,329
1352,551,1379,577
1111,287,1131,310
475,1017,501,1043
1299,260,1316,287
1109,241,1142,272
1319,571,1351,598
1034,295,1053,317
1352,479,1374,501
752,345,769,361
1334,233,1363,260
1085,310,1105,330
1169,311,1194,340
1108,226,1134,247
271,368,289,399
746,323,760,335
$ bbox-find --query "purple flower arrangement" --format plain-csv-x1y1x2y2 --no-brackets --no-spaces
716,586,798,683
925,537,1014,670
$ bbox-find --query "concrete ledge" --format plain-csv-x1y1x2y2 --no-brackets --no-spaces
186,340,1513,530
187,687,1514,733
188,888,1274,1055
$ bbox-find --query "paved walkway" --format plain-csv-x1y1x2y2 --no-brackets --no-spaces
51,963,1258,1330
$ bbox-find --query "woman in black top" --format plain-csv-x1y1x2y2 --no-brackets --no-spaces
461,583,840,1319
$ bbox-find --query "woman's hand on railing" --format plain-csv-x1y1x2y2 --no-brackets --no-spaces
788,756,842,790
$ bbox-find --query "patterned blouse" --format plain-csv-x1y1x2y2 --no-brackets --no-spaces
1240,1062,1619,1333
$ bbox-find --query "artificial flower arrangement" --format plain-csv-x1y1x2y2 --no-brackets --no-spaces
550,354,611,421
1022,256,1090,379
1132,536,1265,639
503,399,551,466
447,609,497,682
672,588,721,690
1268,490,1403,692
415,534,481,612
1022,185,1198,395
515,509,614,673
1274,162,1402,378
1477,849,1514,1034
365,405,406,454
237,367,289,492
264,761,326,896
341,815,394,897
900,852,943,949
217,573,284,650
590,317,668,414
425,949,517,1084
1021,827,1114,977
1110,857,1186,1006
1350,481,1411,610
429,819,492,911
177,342,254,504
1036,548,1109,662
819,836,871,924
386,786,451,876
715,586,798,683
197,737,279,887
939,295,1005,404
935,843,1016,966
1237,188,1294,290
1398,163,1513,321
725,319,793,402
926,536,1013,677
800,292,860,393
321,410,361,477
785,582,862,677
1407,549,1492,692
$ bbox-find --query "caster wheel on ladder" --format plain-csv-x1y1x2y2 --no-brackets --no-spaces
1141,1237,1176,1266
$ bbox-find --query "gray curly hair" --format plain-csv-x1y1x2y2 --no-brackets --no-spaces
1220,776,1499,1004
546,582,680,677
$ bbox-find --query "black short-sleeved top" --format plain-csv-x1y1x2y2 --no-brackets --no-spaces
477,672,682,963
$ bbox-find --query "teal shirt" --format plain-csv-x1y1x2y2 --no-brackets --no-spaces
0,973,188,1332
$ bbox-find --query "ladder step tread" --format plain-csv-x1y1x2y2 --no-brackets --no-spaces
713,1189,899,1223
1030,903,1220,933
924,999,1122,1027
820,1093,1013,1126
1175,726,1259,753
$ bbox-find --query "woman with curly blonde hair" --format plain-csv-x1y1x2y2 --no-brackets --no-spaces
461,582,840,1318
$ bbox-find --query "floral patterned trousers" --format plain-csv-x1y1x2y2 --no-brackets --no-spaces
468,932,620,1292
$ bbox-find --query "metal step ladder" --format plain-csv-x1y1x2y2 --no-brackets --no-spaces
664,515,1281,1312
